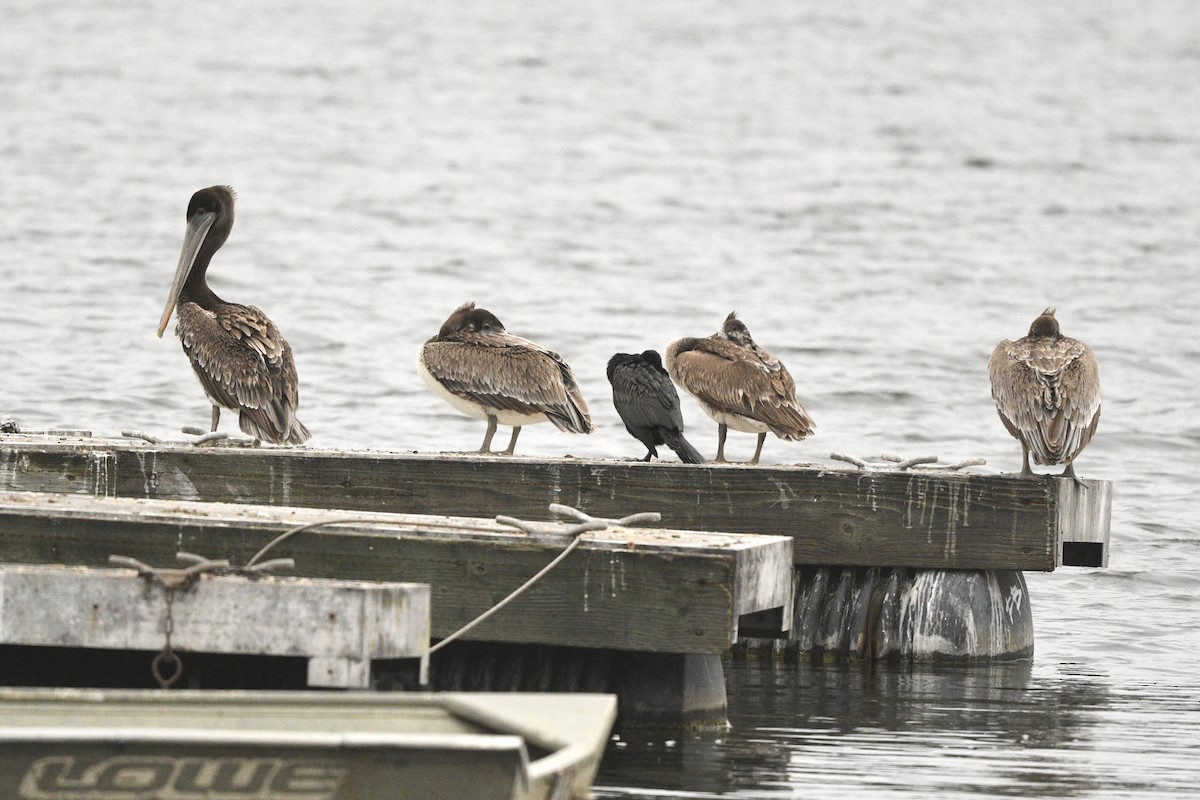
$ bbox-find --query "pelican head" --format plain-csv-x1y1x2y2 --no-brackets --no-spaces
438,301,506,338
720,311,755,348
157,186,237,337
1028,307,1060,340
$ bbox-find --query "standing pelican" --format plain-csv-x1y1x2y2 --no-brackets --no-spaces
666,312,814,465
157,186,310,446
417,302,593,455
988,307,1100,481
607,350,705,464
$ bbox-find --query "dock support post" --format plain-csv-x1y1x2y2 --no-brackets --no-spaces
424,642,727,729
614,652,727,729
737,567,1034,663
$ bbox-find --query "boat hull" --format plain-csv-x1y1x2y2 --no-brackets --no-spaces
0,689,617,800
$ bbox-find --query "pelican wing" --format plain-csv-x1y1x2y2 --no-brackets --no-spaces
988,336,1100,465
177,302,305,443
610,360,686,433
670,337,814,439
422,334,593,434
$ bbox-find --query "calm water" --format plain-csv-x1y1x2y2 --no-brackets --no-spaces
3,1,1199,796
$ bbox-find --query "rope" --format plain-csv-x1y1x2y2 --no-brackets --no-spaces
114,503,661,681
253,510,662,662
427,505,659,654
244,518,381,568
427,534,586,655
244,505,660,656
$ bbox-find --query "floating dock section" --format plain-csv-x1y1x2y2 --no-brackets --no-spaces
0,435,1110,571
0,434,1112,722
0,482,792,726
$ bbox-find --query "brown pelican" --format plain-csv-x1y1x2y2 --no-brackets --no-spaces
988,307,1100,481
417,302,593,455
156,186,310,446
666,312,814,465
607,350,705,464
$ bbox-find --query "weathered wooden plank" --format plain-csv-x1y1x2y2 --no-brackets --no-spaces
0,491,793,655
0,444,116,497
0,565,431,688
0,435,1111,570
1055,478,1112,568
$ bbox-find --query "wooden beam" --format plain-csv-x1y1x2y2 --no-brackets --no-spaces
0,435,1111,570
1055,478,1112,568
0,491,794,655
0,564,431,688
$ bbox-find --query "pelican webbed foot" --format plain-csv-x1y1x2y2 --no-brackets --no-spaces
1019,446,1035,478
749,432,767,466
1061,462,1086,489
715,424,729,463
477,416,499,454
498,426,522,456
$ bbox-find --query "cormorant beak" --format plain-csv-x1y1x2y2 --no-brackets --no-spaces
157,210,216,337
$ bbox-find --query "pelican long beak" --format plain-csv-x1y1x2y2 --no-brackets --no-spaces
157,211,216,337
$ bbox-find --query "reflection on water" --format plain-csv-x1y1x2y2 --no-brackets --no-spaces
598,660,1200,799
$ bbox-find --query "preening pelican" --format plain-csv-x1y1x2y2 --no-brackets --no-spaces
988,307,1100,481
607,350,705,464
666,312,813,465
417,302,593,455
157,186,310,446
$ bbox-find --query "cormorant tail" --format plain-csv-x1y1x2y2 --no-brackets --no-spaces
663,430,705,464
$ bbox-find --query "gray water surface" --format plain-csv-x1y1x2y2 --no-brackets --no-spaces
3,1,1198,796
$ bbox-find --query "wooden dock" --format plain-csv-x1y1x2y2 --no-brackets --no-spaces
0,433,1116,721
0,564,431,688
0,434,1111,570
0,490,793,656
